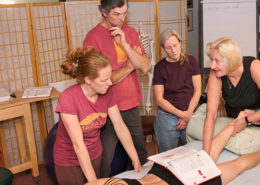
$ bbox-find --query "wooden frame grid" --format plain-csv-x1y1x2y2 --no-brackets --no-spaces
30,2,70,86
127,0,158,115
65,1,101,49
0,4,37,92
29,2,72,143
2,120,20,167
159,0,187,58
0,4,41,167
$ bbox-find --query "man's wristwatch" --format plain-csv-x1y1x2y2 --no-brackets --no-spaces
245,116,252,126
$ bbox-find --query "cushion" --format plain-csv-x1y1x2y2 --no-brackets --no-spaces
0,167,12,185
186,104,260,155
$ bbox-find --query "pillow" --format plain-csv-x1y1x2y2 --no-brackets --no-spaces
186,104,260,155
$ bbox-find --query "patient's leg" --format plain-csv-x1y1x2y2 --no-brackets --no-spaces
217,151,260,185
209,125,234,162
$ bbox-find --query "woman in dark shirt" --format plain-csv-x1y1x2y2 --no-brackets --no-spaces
152,28,201,152
203,37,260,154
85,125,260,185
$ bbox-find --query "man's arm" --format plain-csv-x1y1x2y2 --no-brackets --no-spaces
109,27,149,84
120,42,150,74
110,56,135,85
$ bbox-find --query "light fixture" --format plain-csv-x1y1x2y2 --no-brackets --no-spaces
0,1,15,4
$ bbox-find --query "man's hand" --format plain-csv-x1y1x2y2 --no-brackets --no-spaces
133,45,142,54
125,46,142,72
125,59,134,72
110,27,127,47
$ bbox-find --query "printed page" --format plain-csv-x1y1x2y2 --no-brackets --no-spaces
147,146,197,167
22,86,53,99
167,150,221,185
0,88,10,102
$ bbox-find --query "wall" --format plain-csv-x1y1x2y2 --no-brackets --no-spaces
187,0,199,63
0,0,58,3
0,0,89,3
201,0,258,71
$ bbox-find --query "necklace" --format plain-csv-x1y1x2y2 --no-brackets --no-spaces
226,77,232,89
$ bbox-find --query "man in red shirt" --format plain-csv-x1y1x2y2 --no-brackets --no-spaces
83,0,149,177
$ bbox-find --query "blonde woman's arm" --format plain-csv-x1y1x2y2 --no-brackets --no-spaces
203,70,222,153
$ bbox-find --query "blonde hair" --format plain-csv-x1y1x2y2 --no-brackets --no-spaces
61,47,110,84
159,28,188,65
206,37,242,71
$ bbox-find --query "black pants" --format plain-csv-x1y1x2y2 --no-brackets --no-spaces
100,107,148,177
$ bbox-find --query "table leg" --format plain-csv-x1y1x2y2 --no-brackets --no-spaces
0,124,8,167
23,103,39,177
14,118,28,163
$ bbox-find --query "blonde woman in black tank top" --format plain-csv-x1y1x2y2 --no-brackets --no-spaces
203,37,260,154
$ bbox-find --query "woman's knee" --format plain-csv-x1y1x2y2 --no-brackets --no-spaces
232,156,250,172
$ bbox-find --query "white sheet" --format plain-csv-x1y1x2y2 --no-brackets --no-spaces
115,140,260,185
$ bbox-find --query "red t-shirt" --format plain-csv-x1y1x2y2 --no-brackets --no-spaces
54,84,116,166
83,24,144,111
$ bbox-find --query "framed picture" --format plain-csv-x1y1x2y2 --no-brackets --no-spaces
187,0,193,8
187,10,193,32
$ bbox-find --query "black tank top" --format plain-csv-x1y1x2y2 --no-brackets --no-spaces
221,56,260,118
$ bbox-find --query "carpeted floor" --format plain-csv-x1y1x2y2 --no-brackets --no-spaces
11,140,158,185
12,164,57,185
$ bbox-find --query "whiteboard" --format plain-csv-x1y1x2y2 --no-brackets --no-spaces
201,0,258,73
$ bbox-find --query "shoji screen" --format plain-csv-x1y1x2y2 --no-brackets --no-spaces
65,1,101,49
31,2,70,86
159,0,187,58
127,0,157,115
30,3,70,134
0,2,71,167
0,4,42,166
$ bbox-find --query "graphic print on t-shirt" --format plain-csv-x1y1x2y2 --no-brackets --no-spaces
80,112,107,131
113,40,128,64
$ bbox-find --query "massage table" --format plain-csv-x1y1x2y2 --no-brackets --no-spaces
115,140,260,185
